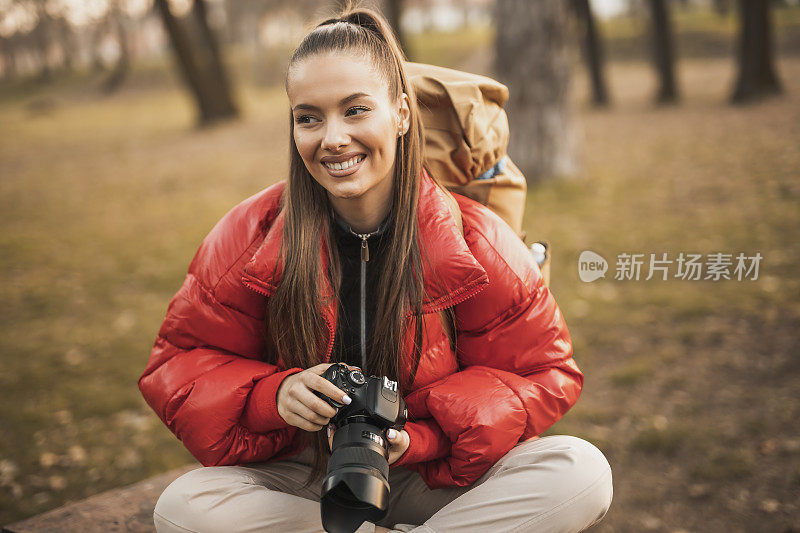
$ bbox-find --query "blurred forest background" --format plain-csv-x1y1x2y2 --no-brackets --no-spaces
1,0,798,531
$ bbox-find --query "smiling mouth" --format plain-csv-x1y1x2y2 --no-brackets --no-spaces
323,155,366,171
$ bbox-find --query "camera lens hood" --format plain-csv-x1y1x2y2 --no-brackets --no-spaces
321,468,389,532
320,422,391,532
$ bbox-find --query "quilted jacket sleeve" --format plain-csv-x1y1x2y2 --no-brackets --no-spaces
395,204,583,488
138,194,303,467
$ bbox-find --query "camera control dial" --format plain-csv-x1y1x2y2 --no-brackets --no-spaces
348,369,366,386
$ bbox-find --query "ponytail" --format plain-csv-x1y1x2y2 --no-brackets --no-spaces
275,2,429,486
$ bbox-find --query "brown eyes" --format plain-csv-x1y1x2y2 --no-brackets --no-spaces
294,106,370,125
346,106,370,117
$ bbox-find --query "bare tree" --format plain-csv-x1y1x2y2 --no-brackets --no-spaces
100,2,131,94
224,0,266,48
192,0,236,107
32,0,53,81
494,0,577,181
383,0,409,59
713,0,731,16
731,0,782,103
647,0,678,104
570,0,609,106
89,12,111,73
0,34,19,79
52,14,75,72
154,0,239,126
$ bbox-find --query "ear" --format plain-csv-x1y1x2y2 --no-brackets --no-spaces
396,92,411,136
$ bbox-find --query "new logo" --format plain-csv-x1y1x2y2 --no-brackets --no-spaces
578,250,608,282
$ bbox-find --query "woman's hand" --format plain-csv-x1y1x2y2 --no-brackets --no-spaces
327,425,410,465
276,363,351,432
386,429,410,464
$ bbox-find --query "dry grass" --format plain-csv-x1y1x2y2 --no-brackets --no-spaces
535,57,800,532
0,80,294,522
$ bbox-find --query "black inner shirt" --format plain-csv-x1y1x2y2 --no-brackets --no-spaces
330,211,391,374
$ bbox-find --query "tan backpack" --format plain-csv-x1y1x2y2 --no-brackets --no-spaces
406,61,550,287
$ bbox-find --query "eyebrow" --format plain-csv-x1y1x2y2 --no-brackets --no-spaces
291,92,371,113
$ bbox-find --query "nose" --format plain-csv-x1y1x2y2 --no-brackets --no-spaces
321,118,350,151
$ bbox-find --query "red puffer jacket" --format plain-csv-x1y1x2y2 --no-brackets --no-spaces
138,169,582,489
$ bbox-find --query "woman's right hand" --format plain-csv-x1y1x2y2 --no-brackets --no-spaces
276,363,352,432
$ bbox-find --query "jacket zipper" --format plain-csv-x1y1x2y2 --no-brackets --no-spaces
349,229,380,371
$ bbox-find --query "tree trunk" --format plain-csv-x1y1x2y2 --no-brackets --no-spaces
191,0,237,115
0,35,18,79
53,16,75,72
494,0,577,181
153,0,238,126
384,0,409,60
101,6,130,94
648,0,678,104
731,0,782,103
713,0,731,16
90,15,110,73
33,0,53,82
571,0,609,106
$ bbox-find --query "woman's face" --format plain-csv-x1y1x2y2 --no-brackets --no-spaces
287,51,410,211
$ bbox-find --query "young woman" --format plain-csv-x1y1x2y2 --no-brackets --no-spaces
139,6,613,532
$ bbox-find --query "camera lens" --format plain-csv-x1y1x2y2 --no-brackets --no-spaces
321,422,390,532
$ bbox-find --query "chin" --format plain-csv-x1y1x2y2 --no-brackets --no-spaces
323,181,367,200
322,176,367,199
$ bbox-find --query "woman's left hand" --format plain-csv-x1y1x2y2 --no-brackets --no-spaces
328,426,410,465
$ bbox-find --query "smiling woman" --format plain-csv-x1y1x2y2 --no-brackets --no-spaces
288,54,410,232
139,4,612,533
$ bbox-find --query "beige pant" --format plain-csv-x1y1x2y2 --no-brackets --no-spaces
153,435,612,533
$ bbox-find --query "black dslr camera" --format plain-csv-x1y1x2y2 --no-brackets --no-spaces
314,363,407,533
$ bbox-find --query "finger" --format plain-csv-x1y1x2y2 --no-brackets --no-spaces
387,430,409,465
296,388,339,419
306,363,335,375
287,375,343,415
285,413,325,433
387,429,408,450
304,421,325,432
305,374,350,406
290,397,333,426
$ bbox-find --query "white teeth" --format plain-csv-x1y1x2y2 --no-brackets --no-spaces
324,155,364,171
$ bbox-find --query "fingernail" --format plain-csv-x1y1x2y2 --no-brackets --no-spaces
387,429,397,439
327,426,332,438
342,394,352,405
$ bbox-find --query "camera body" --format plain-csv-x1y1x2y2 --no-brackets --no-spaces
317,363,407,432
314,363,408,533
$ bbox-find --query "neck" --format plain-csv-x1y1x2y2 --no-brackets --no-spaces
328,177,393,234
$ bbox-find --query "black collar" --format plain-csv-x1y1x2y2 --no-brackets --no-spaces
332,210,391,240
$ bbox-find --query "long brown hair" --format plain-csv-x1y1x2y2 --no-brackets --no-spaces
266,3,427,484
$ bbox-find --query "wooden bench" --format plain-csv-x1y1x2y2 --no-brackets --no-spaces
2,464,197,533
